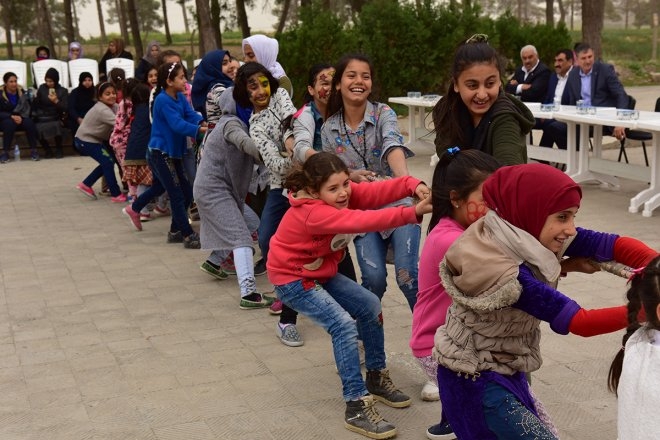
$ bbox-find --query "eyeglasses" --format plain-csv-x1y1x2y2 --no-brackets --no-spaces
465,34,489,44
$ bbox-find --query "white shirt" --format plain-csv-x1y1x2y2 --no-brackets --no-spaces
553,66,572,102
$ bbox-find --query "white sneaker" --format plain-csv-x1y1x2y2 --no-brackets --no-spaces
421,381,440,401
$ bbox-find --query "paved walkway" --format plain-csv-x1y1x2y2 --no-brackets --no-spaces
0,87,658,439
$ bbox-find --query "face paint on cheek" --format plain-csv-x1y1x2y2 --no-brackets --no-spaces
466,201,488,223
318,88,329,99
257,76,271,100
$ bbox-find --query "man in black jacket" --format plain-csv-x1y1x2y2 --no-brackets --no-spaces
505,45,551,103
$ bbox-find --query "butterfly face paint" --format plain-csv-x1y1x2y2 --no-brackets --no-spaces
247,73,271,112
312,68,335,103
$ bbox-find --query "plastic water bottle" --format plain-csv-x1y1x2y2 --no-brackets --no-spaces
13,144,20,161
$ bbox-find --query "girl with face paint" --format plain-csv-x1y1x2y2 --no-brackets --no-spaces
411,147,500,439
233,62,300,342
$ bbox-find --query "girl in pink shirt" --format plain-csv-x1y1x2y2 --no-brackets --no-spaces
411,148,500,440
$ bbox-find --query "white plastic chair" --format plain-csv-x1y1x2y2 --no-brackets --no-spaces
68,58,100,87
0,60,28,90
181,60,188,70
105,58,134,80
31,59,69,88
193,58,202,68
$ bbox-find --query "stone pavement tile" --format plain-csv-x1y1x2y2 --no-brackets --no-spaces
74,366,132,401
0,411,34,438
138,388,202,427
153,421,216,440
16,337,66,366
205,412,277,439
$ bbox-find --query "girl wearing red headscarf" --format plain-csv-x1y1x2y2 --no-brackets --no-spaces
432,163,658,440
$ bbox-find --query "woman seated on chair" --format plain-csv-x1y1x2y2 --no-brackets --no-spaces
32,68,68,159
98,38,133,82
0,71,40,162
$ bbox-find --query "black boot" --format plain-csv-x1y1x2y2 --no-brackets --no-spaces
55,147,63,159
345,395,397,439
43,145,53,159
365,368,411,408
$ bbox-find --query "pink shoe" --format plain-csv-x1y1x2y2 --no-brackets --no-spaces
111,193,128,203
76,182,97,200
122,206,143,231
269,299,283,315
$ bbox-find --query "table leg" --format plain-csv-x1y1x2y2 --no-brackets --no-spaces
569,123,619,187
636,133,660,216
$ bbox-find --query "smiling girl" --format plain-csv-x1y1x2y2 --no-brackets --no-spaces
432,34,534,165
267,152,432,439
75,82,122,201
432,163,658,439
321,53,420,312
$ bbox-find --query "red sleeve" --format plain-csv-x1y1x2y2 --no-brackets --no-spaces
613,237,658,268
568,306,628,337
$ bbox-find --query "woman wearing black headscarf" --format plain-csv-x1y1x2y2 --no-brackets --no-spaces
33,67,68,158
191,49,234,123
68,72,96,136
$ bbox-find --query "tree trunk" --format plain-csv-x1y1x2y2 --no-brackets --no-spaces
179,0,190,34
236,0,250,38
1,2,14,59
161,0,173,44
38,0,57,58
63,0,75,43
545,0,554,26
116,0,130,46
300,0,311,6
126,0,143,59
210,0,222,48
95,0,107,43
581,0,604,59
275,0,292,35
72,0,80,40
557,0,566,24
195,0,216,54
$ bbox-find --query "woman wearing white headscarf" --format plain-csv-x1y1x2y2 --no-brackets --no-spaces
242,34,293,98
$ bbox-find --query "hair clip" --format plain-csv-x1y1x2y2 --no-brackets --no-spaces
466,34,489,44
167,62,178,76
627,266,646,283
447,146,460,156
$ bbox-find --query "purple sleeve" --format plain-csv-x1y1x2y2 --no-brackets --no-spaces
564,227,618,261
513,265,581,335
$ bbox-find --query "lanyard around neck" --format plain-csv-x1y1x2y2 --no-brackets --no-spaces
340,110,369,169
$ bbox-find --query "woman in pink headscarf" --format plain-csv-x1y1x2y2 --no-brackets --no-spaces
242,34,293,98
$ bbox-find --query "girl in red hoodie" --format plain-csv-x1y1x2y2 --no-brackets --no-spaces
267,152,431,439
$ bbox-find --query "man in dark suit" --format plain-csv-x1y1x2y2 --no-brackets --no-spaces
538,49,574,147
543,43,628,148
505,45,551,102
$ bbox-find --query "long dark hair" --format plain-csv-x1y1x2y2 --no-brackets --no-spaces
608,255,660,395
151,62,186,114
428,148,501,232
431,35,503,148
232,62,279,108
326,53,375,120
284,152,349,194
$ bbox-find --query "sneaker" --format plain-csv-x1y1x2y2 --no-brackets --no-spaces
183,232,201,249
122,206,143,231
139,212,151,222
253,258,267,277
200,260,228,280
276,323,304,347
31,150,40,161
0,153,8,163
111,193,128,203
239,292,275,310
153,205,171,216
421,381,440,402
219,254,236,275
167,231,183,243
345,395,397,439
365,369,411,408
426,421,456,440
76,182,97,200
269,299,283,315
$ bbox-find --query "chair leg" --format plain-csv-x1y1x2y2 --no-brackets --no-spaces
642,141,649,167
618,140,629,164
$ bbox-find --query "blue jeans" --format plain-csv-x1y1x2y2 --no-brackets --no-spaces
148,149,193,236
353,224,421,311
75,138,121,197
275,274,386,401
257,188,290,264
483,382,558,439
